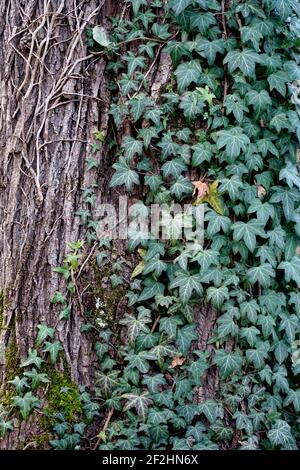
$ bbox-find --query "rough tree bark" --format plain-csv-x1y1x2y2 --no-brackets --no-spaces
0,0,218,448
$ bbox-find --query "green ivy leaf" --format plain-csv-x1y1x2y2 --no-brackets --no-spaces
267,419,296,450
126,0,147,15
216,127,250,161
232,219,266,252
36,324,55,347
174,61,202,92
21,349,44,369
170,0,193,16
110,157,140,191
224,49,262,77
120,307,152,344
247,263,275,287
92,26,111,48
278,257,300,285
43,341,63,364
214,350,243,378
11,392,40,420
170,271,203,304
122,392,152,421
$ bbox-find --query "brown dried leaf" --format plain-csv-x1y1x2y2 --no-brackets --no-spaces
257,185,266,198
192,181,209,199
170,356,186,368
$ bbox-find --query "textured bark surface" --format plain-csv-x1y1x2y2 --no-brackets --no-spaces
0,0,119,387
0,0,218,449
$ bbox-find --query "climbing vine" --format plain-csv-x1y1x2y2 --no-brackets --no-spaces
1,0,300,451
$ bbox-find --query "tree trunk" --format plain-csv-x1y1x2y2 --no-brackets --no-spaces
0,0,117,388
0,0,217,449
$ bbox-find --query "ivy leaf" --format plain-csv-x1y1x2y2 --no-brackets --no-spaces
223,49,262,77
232,219,266,252
192,249,219,271
143,255,168,277
11,392,40,420
246,90,272,115
247,263,275,287
124,52,147,76
219,176,244,201
158,133,179,158
179,91,205,119
206,211,231,237
248,200,275,226
240,326,261,347
142,374,166,393
129,95,151,121
36,324,55,347
284,390,300,413
138,127,159,150
92,26,111,48
125,351,152,373
110,157,140,191
121,136,143,159
267,71,288,96
138,281,165,302
0,420,14,437
206,286,229,309
224,94,249,122
174,60,202,92
192,142,213,166
241,26,263,52
170,0,193,15
199,399,219,424
246,342,269,369
214,350,243,379
43,341,63,364
176,325,198,354
191,12,217,33
150,343,178,362
270,112,290,133
258,315,276,339
161,158,187,179
21,349,44,369
216,127,250,161
267,419,296,450
96,371,120,398
274,0,295,20
279,161,300,189
159,316,183,338
120,307,151,344
170,176,193,199
278,257,300,285
217,314,239,338
196,39,224,65
8,376,29,395
122,392,152,421
170,271,203,304
240,300,260,323
120,75,139,96
126,0,147,15
176,403,199,424
23,369,50,389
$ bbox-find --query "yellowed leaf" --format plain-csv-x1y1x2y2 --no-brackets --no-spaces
193,180,223,214
131,260,145,279
137,248,147,258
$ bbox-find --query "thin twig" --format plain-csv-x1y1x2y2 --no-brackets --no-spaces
93,408,114,450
